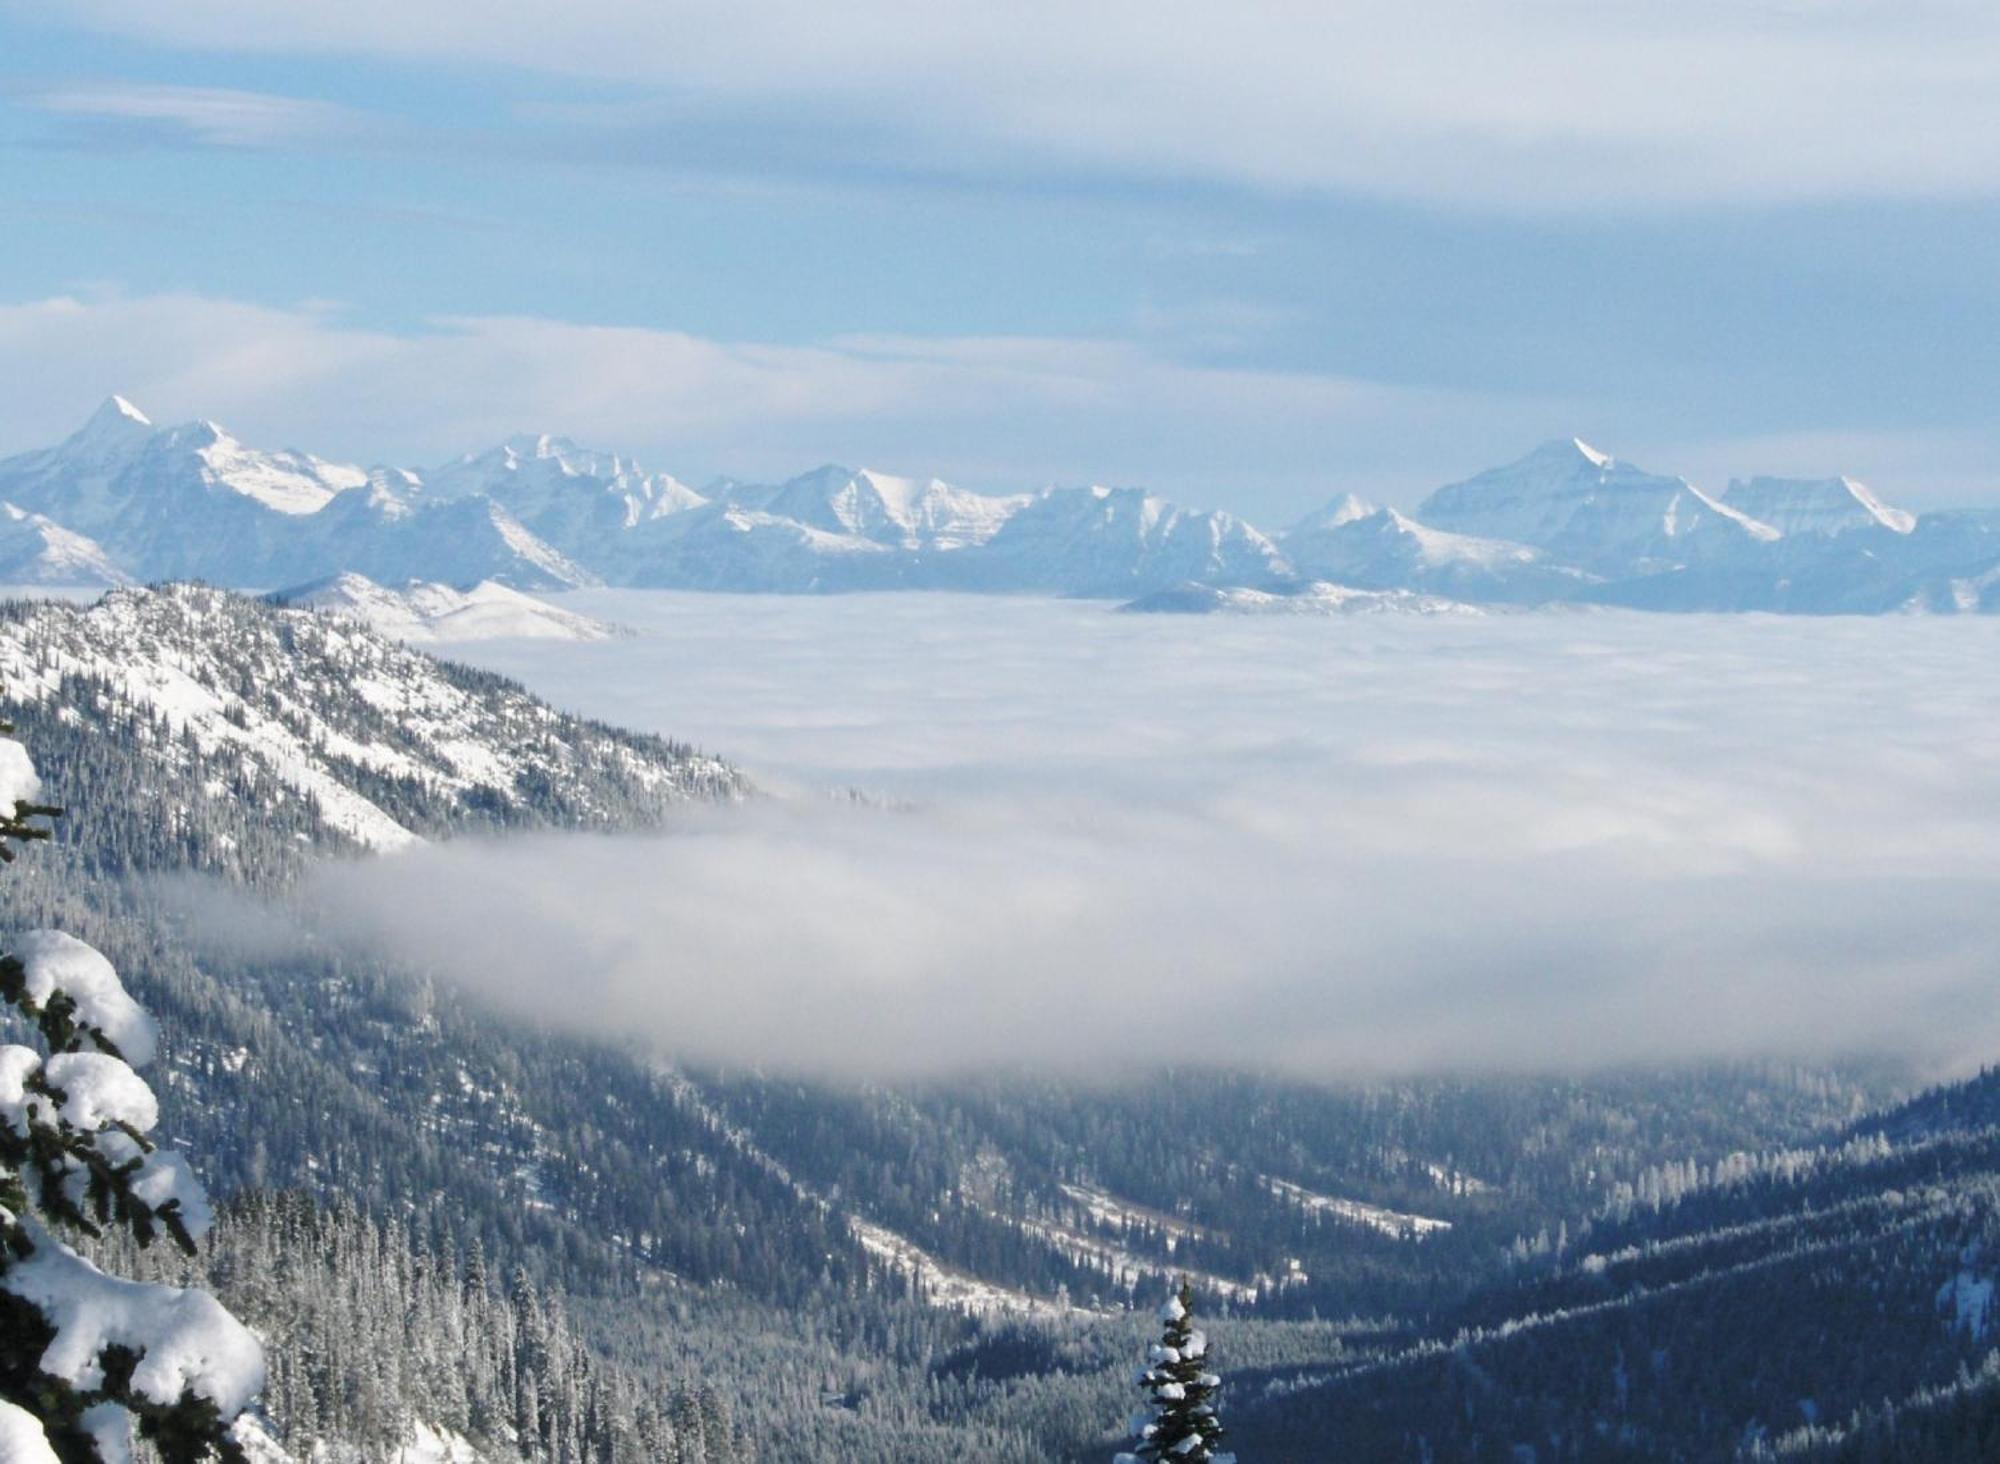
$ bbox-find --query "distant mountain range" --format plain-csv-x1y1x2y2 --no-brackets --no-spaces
4,397,1997,612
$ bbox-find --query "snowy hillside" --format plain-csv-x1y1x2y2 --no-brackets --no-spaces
275,572,624,644
0,583,739,854
4,399,1999,610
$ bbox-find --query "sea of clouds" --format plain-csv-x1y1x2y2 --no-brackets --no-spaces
300,594,2000,1079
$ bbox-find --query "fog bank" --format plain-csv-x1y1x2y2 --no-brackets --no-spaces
304,596,2000,1077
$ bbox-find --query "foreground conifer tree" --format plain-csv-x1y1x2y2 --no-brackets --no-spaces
0,704,263,1463
1115,1278,1235,1464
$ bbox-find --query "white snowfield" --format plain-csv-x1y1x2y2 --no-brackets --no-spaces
1261,1177,1452,1239
1012,1214,1265,1307
276,572,624,644
848,1217,1084,1321
8,398,1984,610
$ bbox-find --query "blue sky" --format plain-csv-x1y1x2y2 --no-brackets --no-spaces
4,1,1998,522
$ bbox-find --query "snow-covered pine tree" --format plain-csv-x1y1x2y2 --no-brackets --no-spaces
0,700,264,1463
1115,1279,1235,1464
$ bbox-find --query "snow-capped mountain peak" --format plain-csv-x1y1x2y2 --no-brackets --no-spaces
44,394,157,474
431,434,707,539
1416,438,1776,570
735,463,1028,550
1508,436,1616,474
73,393,153,443
0,401,1995,611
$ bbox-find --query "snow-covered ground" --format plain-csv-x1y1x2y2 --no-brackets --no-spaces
849,1218,1082,1321
1260,1178,1451,1239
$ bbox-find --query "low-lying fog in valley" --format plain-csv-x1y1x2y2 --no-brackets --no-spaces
305,593,2000,1079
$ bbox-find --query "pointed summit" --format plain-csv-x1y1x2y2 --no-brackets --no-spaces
60,395,155,463
96,394,152,429
1516,436,1612,472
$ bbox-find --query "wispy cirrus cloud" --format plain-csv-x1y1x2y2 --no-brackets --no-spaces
19,82,360,149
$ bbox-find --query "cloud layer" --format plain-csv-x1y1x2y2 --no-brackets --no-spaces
298,594,2000,1079
54,0,2000,208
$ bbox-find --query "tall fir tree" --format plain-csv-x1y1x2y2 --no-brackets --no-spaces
1116,1278,1234,1464
0,697,263,1462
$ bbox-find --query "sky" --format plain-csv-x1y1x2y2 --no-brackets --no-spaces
4,2,2000,521
276,592,2000,1080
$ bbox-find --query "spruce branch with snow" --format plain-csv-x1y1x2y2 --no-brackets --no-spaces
0,713,60,863
0,700,263,1464
1114,1279,1234,1464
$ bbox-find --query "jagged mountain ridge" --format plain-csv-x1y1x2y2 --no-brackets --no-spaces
4,399,1999,609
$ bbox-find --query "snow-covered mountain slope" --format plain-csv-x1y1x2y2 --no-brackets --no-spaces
1282,503,1590,604
0,399,583,589
969,484,1290,595
427,433,705,556
0,399,363,529
1721,474,1916,536
1121,580,1482,616
1415,438,1777,572
605,501,902,591
303,488,597,592
0,503,131,587
4,400,1996,611
276,572,623,643
0,583,739,853
730,463,1028,551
